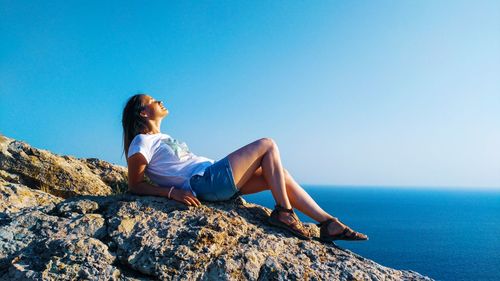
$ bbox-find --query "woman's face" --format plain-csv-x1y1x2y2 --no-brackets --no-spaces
140,95,169,120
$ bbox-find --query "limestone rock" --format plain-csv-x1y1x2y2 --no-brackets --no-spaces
0,178,62,214
0,135,434,280
1,193,432,280
4,237,122,280
0,135,127,198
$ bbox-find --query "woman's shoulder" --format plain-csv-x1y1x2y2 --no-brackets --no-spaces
130,134,151,146
131,133,146,144
131,133,170,145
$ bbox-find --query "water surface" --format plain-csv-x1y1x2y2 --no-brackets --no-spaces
243,186,500,281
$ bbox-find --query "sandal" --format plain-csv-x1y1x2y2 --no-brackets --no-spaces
317,218,368,242
267,204,311,240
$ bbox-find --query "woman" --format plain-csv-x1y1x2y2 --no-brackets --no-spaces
122,94,368,241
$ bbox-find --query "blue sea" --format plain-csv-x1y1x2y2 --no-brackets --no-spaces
242,186,500,281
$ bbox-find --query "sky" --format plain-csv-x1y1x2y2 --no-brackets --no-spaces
1,1,499,189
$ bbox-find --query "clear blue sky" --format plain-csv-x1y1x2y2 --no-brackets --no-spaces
1,1,499,189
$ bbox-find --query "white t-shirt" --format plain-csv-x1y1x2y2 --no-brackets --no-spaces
127,133,215,195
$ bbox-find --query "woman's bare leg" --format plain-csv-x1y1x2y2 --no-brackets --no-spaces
239,167,332,222
226,138,365,237
239,167,362,236
226,138,292,209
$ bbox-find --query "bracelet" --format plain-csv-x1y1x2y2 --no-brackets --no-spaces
168,186,174,199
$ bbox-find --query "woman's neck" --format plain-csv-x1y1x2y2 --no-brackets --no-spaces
145,120,162,134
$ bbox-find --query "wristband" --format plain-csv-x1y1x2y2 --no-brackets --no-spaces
168,186,174,199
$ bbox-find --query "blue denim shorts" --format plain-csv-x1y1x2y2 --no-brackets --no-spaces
189,156,241,202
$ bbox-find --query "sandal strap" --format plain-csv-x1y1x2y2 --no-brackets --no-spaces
289,220,306,232
283,214,307,234
272,205,308,235
274,204,294,214
316,217,339,227
343,228,362,239
274,205,301,224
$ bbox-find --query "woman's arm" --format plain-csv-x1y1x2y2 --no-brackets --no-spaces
127,153,201,206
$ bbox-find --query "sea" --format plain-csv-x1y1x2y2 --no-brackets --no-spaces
242,186,500,281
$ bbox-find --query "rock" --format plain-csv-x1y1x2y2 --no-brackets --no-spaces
0,135,127,198
0,178,62,214
0,199,107,270
0,135,434,280
1,193,432,280
4,237,122,280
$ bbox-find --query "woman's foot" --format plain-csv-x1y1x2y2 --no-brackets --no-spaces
268,205,311,240
317,217,368,242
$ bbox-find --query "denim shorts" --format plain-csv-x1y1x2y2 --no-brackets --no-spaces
189,156,241,202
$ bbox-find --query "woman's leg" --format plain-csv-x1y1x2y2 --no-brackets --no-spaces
227,138,365,237
239,167,333,223
239,167,364,237
226,138,292,209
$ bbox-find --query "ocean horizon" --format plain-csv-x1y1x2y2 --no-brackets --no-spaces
243,185,500,281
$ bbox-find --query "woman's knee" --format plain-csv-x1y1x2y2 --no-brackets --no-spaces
258,137,277,151
283,168,292,181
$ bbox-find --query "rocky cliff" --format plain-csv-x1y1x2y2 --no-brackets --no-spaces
0,135,432,280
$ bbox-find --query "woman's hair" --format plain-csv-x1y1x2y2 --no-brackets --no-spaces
122,94,148,158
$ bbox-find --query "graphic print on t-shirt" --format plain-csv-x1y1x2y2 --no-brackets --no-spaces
161,137,191,160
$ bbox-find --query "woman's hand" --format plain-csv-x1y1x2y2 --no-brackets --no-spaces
170,188,201,207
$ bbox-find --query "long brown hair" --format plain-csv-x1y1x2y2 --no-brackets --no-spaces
122,94,148,158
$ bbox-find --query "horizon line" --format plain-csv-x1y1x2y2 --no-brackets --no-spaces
299,184,500,191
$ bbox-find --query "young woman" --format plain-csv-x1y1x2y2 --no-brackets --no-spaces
122,94,368,241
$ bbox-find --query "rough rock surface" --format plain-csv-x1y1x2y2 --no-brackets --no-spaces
0,135,127,198
0,178,62,214
0,135,433,280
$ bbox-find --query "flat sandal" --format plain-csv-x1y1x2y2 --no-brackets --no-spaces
268,204,311,240
317,218,368,242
